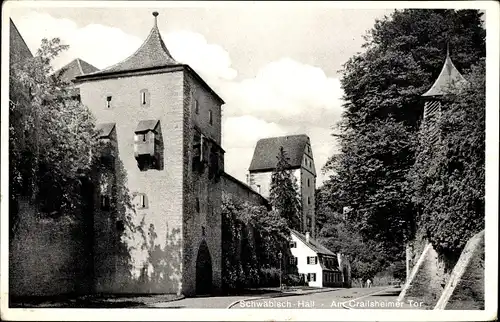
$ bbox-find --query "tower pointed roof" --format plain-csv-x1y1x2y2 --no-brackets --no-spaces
85,11,177,76
54,58,99,82
422,46,467,97
76,12,224,104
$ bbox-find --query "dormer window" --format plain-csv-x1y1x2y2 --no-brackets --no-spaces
134,120,162,170
96,123,117,167
106,96,112,108
140,89,150,107
209,110,213,125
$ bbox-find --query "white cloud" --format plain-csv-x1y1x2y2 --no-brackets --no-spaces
220,58,344,128
219,58,344,184
13,11,143,70
164,31,237,86
12,11,342,186
12,10,237,84
222,115,286,183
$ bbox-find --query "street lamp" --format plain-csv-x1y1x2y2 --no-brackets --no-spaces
278,251,283,290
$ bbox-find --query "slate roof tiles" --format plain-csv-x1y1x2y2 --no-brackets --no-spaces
83,12,178,77
249,134,309,172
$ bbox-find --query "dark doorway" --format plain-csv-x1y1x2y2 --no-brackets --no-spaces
196,240,213,295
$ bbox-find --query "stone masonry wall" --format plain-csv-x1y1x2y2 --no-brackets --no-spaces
181,70,223,296
79,71,185,294
9,199,91,297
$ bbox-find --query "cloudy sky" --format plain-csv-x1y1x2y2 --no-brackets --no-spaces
8,3,394,186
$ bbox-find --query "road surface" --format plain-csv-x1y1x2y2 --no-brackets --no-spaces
148,286,419,309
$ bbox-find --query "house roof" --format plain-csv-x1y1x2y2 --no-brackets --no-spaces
10,19,33,66
221,172,269,204
55,58,99,83
422,48,467,97
249,134,309,172
291,230,336,256
96,123,116,138
135,120,159,133
82,12,177,77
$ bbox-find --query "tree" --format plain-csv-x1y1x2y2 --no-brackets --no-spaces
269,146,302,231
322,9,485,260
410,60,485,261
318,221,389,282
221,195,291,291
9,38,99,235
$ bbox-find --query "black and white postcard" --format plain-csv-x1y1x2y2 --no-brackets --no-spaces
1,1,498,321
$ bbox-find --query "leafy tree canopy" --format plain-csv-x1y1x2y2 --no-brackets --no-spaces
322,9,485,260
10,38,99,225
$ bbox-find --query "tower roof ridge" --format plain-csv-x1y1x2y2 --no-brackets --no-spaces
84,11,178,77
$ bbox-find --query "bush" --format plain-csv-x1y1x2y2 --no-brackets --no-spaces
259,267,280,287
283,273,301,286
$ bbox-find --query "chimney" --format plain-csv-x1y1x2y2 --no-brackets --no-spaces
305,232,310,243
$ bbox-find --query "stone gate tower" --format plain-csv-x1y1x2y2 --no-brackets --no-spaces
75,12,224,296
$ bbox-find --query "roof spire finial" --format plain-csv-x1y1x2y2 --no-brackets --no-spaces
446,41,450,58
152,11,159,27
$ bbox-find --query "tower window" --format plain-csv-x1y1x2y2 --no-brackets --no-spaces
106,96,112,108
139,194,147,208
308,196,311,205
140,89,150,107
307,178,310,187
134,193,148,209
209,110,213,125
195,197,200,213
195,99,199,114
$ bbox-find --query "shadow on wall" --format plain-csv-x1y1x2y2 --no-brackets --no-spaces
95,144,182,294
9,197,92,297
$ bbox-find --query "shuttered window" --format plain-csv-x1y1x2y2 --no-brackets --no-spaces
307,256,317,265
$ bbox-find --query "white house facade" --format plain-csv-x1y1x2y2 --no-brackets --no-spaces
289,230,347,288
